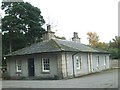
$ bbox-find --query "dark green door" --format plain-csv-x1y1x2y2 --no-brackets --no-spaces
28,58,35,76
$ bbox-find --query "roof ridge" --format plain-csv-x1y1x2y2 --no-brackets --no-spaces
54,39,80,51
60,43,79,51
51,39,64,51
55,39,100,52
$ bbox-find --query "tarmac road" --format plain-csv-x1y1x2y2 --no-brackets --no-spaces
1,68,119,88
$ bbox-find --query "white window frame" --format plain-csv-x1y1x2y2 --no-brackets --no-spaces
76,56,82,70
42,58,50,72
16,60,22,72
104,56,107,65
96,56,100,67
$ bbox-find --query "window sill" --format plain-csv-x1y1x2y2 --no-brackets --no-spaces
42,71,50,74
16,72,22,74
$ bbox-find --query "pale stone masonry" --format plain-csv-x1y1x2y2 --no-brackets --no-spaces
5,25,110,79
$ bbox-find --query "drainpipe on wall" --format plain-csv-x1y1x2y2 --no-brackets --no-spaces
65,52,68,78
72,52,80,77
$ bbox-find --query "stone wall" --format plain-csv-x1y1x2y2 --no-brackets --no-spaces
110,59,119,68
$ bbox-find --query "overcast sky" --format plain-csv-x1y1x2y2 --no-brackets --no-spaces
1,0,119,44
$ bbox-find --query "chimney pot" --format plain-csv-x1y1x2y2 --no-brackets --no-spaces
74,32,78,38
47,24,51,31
72,32,81,43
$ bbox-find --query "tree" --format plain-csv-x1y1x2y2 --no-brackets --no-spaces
108,48,118,59
95,42,109,50
109,36,120,48
109,36,120,59
2,2,45,53
87,32,99,47
87,31,109,50
55,36,66,40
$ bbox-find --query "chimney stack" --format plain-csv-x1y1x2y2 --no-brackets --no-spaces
42,24,55,40
72,32,81,43
47,24,51,32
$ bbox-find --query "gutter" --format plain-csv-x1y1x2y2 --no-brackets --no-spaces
72,52,80,77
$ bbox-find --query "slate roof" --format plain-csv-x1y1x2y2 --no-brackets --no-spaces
5,39,109,57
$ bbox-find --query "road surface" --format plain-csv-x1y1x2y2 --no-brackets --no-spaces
1,68,118,88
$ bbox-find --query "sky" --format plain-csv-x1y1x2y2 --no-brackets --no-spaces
1,0,119,44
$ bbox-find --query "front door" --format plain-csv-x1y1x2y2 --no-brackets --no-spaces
28,58,35,76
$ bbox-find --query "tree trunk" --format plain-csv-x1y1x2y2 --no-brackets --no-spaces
9,32,12,53
9,39,12,53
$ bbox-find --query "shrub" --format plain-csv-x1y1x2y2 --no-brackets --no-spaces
2,72,10,80
54,75,59,80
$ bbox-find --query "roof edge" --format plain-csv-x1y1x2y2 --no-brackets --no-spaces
51,39,64,51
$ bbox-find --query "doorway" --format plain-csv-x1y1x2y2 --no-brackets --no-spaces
28,58,35,76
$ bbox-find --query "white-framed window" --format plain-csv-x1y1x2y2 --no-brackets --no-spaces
42,58,50,72
76,56,82,69
96,56,100,67
16,60,22,72
104,56,107,65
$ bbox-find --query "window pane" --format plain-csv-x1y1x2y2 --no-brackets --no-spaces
97,56,99,67
16,60,22,72
76,56,81,69
104,56,107,65
42,58,50,72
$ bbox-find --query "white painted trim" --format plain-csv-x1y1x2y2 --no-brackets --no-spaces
76,56,80,70
42,58,50,72
104,56,107,66
88,53,90,72
76,55,82,70
90,53,93,72
16,60,22,72
96,56,100,67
